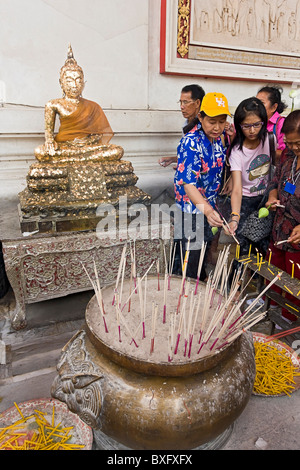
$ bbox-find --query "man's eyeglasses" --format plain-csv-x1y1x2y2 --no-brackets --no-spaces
178,100,196,106
240,121,264,130
284,140,300,150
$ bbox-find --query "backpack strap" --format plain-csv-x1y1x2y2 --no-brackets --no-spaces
273,116,283,137
268,131,276,166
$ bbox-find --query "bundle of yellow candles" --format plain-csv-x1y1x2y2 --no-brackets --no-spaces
253,342,300,396
0,402,85,450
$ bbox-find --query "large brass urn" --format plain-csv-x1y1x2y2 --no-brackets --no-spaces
51,275,256,450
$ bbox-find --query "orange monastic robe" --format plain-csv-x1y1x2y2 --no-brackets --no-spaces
55,98,113,144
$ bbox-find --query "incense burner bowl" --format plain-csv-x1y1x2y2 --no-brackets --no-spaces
51,297,256,450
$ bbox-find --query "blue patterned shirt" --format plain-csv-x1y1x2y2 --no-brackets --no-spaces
174,123,227,214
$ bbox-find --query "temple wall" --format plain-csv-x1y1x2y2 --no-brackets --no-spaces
0,0,294,204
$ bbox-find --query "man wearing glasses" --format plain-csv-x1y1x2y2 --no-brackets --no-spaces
158,84,205,167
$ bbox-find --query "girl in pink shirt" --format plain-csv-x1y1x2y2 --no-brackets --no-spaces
226,97,273,257
256,85,287,162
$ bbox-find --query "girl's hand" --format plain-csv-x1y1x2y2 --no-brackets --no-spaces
224,219,238,236
206,209,223,227
288,225,300,245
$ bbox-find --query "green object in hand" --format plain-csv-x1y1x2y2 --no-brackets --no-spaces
258,204,273,219
211,227,218,235
258,207,269,218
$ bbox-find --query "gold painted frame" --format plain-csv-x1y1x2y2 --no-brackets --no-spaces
160,0,300,83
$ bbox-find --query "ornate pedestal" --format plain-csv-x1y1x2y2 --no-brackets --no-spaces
18,146,151,234
2,225,169,330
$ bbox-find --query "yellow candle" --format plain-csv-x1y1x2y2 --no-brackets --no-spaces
291,261,295,279
248,244,252,257
285,303,299,312
268,250,272,266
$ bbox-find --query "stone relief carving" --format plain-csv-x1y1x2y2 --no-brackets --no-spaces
51,330,103,429
192,0,300,52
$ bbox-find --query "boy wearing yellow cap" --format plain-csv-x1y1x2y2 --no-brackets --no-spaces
173,92,231,279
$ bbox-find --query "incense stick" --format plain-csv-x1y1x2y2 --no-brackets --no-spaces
112,243,127,306
194,241,207,295
163,271,168,323
150,302,158,354
82,262,108,333
265,325,300,342
121,261,155,312
275,239,289,246
215,204,240,245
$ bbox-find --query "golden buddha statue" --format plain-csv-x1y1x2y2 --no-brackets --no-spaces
18,46,151,233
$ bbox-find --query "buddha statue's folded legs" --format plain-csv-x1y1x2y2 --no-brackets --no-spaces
35,135,124,163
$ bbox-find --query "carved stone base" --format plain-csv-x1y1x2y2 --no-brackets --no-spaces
2,225,170,330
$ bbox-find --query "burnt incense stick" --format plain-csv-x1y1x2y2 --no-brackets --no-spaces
163,243,168,273
143,275,147,338
119,250,127,307
150,302,158,354
177,240,191,313
137,276,144,327
115,292,122,342
169,241,176,285
194,241,207,295
132,240,137,293
188,291,202,358
163,271,168,323
174,281,191,355
118,308,139,348
82,263,108,333
93,261,108,333
112,243,127,306
121,261,155,312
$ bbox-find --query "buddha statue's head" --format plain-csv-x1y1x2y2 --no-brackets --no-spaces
59,45,85,99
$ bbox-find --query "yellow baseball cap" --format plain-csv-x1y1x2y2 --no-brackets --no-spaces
200,92,231,117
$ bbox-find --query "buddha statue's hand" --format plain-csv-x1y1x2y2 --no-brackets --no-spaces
44,139,58,156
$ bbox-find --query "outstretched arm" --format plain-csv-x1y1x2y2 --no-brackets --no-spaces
44,101,58,155
184,184,223,227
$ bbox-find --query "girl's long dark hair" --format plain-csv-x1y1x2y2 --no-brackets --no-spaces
228,97,268,157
